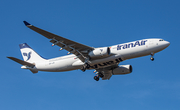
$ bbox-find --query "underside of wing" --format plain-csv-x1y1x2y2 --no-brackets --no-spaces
23,21,94,62
95,64,119,80
94,64,132,80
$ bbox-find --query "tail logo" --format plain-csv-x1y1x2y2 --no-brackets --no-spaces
23,52,32,61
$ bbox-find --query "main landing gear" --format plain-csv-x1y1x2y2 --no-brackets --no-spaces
150,53,154,61
94,76,99,81
81,63,90,72
94,72,104,81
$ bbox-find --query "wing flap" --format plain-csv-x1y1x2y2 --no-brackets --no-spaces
24,21,93,51
23,21,94,63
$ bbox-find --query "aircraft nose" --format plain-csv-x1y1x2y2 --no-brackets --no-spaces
165,41,170,47
158,40,170,51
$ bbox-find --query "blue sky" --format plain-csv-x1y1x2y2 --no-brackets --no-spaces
1,0,180,110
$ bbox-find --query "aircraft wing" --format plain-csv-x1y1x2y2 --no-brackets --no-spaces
23,21,94,62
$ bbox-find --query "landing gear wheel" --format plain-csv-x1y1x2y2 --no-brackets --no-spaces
150,57,154,61
81,63,90,72
86,63,90,69
94,76,99,81
81,67,86,72
99,73,104,78
150,53,155,61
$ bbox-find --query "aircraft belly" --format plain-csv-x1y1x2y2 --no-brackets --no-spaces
88,55,123,69
35,58,78,72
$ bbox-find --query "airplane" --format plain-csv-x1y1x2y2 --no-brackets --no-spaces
7,21,170,81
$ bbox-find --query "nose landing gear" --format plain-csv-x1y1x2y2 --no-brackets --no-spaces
150,57,154,61
150,53,154,61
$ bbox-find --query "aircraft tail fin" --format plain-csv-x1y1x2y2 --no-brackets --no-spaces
19,43,46,63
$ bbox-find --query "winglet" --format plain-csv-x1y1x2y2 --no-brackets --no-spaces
23,21,31,26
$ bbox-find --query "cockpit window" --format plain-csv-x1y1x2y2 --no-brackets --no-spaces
159,39,164,41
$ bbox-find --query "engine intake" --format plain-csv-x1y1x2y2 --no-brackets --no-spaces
88,47,110,59
112,65,132,75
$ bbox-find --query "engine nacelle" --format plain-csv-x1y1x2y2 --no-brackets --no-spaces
112,65,132,75
88,47,110,59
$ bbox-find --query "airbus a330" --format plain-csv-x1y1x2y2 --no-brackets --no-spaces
7,21,170,81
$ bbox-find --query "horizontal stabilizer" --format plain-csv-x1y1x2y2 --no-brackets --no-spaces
7,57,35,67
30,69,38,73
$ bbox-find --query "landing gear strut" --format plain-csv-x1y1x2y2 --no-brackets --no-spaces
93,72,104,81
150,53,154,61
81,63,90,72
98,72,104,78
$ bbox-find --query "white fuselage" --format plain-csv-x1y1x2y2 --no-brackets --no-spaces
31,38,170,72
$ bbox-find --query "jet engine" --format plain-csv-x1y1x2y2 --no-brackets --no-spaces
112,65,132,75
88,47,110,59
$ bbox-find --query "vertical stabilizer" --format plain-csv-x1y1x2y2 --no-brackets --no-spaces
19,43,46,63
